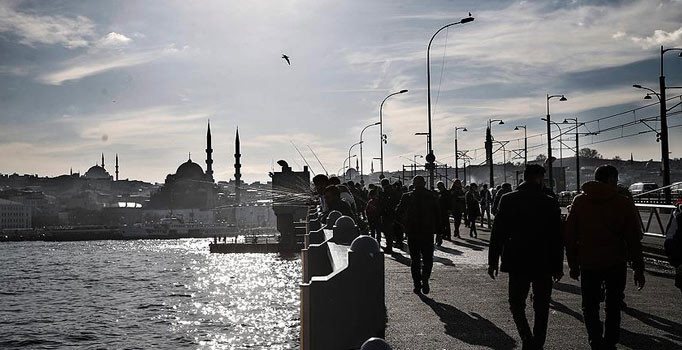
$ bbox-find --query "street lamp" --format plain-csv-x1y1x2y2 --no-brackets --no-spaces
415,132,429,155
343,154,357,180
413,154,424,178
426,14,475,189
541,118,565,168
454,127,467,179
546,94,567,191
379,89,408,178
486,119,504,187
360,122,381,186
514,125,527,166
493,140,508,183
347,141,362,181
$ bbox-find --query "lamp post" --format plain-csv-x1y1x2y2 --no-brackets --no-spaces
426,14,474,189
343,154,357,180
542,118,565,168
634,46,682,204
415,132,430,155
454,127,467,179
360,122,381,186
514,125,527,166
546,94,567,191
413,154,424,177
493,140,507,183
347,141,362,181
486,119,504,187
379,90,408,178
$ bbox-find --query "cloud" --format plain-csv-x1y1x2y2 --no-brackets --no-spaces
37,47,173,85
630,27,682,48
93,32,132,49
0,2,95,48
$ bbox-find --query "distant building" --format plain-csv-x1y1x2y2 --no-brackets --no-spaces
0,199,31,229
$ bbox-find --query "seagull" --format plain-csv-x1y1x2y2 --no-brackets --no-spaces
281,54,291,65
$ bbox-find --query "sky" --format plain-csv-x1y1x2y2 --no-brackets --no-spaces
1,0,682,183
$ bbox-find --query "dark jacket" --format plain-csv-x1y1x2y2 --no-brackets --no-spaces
451,187,466,214
438,189,451,218
565,181,644,271
379,186,399,220
489,182,563,276
324,198,356,222
395,188,440,236
492,187,512,216
465,190,480,218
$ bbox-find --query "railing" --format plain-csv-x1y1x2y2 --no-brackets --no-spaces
299,207,385,350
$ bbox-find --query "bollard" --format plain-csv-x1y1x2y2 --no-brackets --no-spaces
360,337,392,350
332,216,359,245
326,210,343,227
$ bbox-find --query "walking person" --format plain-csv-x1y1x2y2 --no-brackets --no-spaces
379,178,399,253
396,176,440,294
436,181,452,244
492,182,513,216
488,164,564,350
565,165,645,350
450,179,466,238
665,204,682,293
480,184,492,228
365,189,381,244
465,183,480,238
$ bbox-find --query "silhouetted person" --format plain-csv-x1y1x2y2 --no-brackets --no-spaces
436,181,451,243
379,178,400,253
392,181,406,249
312,174,330,212
396,176,440,294
322,185,355,221
329,176,341,185
565,165,645,350
465,183,480,237
366,189,381,243
450,179,466,238
488,164,563,350
665,204,682,293
479,184,492,228
492,182,512,216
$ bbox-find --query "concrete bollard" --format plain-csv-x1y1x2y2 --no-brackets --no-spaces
361,337,392,350
332,216,359,245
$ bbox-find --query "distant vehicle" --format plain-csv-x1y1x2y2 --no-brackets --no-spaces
629,182,659,196
671,182,682,204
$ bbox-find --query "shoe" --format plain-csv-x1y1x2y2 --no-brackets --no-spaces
413,282,422,294
422,281,430,295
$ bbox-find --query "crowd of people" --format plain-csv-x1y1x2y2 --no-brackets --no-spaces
311,164,682,350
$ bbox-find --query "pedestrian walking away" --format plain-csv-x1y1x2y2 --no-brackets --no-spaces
480,184,492,228
665,204,682,293
465,183,480,238
450,179,466,238
436,181,451,244
488,164,564,350
396,176,441,295
565,165,645,350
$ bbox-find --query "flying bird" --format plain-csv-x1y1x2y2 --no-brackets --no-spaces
281,54,291,65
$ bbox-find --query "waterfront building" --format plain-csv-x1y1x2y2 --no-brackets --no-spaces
0,198,31,229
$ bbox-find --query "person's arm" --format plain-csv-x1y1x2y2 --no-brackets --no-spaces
488,195,509,278
550,200,564,281
564,197,580,279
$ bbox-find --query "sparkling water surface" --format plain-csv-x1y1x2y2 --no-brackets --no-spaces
0,239,301,349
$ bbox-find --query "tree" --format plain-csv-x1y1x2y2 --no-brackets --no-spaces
579,147,602,159
535,154,547,162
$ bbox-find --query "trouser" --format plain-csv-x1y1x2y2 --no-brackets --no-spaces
480,204,491,226
368,217,380,243
581,264,627,350
393,221,404,248
381,217,395,251
407,235,434,288
453,212,462,236
508,273,553,348
440,215,451,239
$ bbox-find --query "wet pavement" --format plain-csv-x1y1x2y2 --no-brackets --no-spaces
383,226,682,350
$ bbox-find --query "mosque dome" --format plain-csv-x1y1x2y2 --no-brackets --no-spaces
84,165,111,180
175,159,205,179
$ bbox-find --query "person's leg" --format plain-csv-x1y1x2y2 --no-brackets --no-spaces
442,215,451,240
383,218,394,253
453,212,461,237
508,273,534,349
421,236,435,294
471,217,477,237
581,269,605,350
407,236,423,292
603,264,627,349
394,221,404,250
531,275,554,349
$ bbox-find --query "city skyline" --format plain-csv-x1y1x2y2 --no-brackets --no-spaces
1,0,682,183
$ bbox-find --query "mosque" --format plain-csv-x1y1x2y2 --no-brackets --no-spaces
147,122,242,210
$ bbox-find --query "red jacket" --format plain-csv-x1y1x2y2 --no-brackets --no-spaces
565,181,644,271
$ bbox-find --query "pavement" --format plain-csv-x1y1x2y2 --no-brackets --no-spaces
382,225,682,350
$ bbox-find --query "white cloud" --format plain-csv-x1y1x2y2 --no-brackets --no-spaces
630,27,682,49
94,32,132,49
0,2,95,48
38,47,172,85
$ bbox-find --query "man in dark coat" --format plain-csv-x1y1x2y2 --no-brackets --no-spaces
488,164,563,350
565,165,645,350
379,179,400,253
665,204,682,293
436,181,452,243
450,179,466,238
396,176,441,294
322,185,355,222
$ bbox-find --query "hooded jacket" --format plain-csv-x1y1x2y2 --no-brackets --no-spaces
489,182,563,276
565,181,644,271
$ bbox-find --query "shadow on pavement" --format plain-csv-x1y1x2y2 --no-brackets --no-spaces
433,256,455,267
549,299,583,322
418,294,517,350
436,245,463,256
459,238,490,247
620,328,682,350
451,240,484,251
623,307,682,342
390,252,411,267
553,282,582,296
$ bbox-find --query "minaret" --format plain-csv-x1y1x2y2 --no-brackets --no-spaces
101,153,105,169
205,120,214,182
234,128,242,204
115,154,119,181
371,160,374,174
